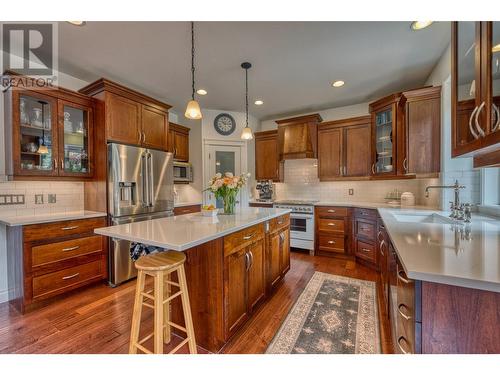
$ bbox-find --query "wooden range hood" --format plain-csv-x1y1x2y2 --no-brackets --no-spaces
276,113,323,160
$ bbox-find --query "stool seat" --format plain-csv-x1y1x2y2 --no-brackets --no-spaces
135,251,186,271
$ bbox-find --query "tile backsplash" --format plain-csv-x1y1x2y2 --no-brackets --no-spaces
0,181,84,217
274,159,441,207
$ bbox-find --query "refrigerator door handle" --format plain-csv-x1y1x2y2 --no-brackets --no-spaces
141,152,149,207
147,152,154,207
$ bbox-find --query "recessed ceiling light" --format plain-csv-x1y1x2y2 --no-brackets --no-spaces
67,21,86,26
332,80,345,88
196,89,207,95
411,21,433,30
254,100,264,105
493,44,500,53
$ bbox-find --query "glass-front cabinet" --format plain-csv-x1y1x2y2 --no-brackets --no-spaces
452,21,500,162
7,86,94,179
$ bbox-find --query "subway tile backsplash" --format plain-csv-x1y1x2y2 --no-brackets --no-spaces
0,181,84,217
274,159,443,207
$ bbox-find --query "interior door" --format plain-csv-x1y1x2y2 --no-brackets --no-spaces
205,144,242,209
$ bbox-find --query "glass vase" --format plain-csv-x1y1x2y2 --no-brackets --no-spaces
222,193,236,215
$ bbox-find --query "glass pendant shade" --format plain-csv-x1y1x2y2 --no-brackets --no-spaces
241,126,253,140
185,99,202,119
37,144,48,154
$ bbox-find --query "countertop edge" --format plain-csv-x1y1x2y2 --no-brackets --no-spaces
174,202,202,208
95,209,292,252
0,211,108,226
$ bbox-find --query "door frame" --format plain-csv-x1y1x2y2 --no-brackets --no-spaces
203,138,249,208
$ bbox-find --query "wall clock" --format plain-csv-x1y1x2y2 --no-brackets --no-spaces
214,113,236,136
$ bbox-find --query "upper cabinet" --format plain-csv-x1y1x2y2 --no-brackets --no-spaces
168,123,190,162
318,116,371,180
3,74,94,180
276,114,322,160
254,130,282,181
79,78,171,152
452,22,500,166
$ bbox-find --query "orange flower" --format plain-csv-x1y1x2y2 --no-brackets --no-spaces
223,177,232,185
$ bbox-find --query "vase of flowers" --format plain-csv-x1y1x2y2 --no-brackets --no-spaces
206,172,248,214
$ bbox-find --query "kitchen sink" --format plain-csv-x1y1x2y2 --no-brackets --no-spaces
391,212,457,225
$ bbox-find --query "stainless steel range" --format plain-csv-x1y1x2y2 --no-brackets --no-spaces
274,200,317,252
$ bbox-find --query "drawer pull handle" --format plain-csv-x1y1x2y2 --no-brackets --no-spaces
278,220,283,225
398,303,412,320
243,234,254,240
362,227,371,231
327,223,336,226
397,336,410,354
362,248,371,252
62,273,80,280
362,212,369,216
62,246,80,252
61,226,79,231
377,230,383,241
328,240,336,244
327,209,336,213
397,270,412,284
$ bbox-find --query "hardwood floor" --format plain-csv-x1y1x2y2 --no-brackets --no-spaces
0,251,393,354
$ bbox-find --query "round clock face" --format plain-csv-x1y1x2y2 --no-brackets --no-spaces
214,113,236,136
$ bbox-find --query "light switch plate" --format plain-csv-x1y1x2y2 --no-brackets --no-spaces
48,194,56,203
35,194,44,204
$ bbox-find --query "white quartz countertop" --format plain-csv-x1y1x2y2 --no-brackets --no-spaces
314,201,435,210
0,210,107,226
174,201,202,208
95,208,292,251
378,208,500,293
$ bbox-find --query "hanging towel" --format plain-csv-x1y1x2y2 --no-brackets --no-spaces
130,242,163,261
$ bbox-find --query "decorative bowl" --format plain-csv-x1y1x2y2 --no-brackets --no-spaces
201,208,218,217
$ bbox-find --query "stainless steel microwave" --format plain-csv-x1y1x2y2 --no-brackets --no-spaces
173,161,193,183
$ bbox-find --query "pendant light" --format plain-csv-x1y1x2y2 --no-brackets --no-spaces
37,101,49,154
240,62,253,140
184,22,202,120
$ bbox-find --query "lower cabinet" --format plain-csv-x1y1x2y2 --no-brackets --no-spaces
378,218,389,313
315,206,350,257
353,208,379,270
173,204,201,216
266,215,291,293
6,217,108,313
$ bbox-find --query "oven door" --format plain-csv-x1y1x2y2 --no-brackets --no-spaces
289,213,314,241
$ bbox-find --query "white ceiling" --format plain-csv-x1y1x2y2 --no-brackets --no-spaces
56,21,450,120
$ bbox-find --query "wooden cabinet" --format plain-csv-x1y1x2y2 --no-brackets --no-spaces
3,75,95,180
353,209,378,270
6,217,108,313
318,116,371,180
452,22,500,166
173,204,201,216
266,214,291,292
254,130,282,181
168,123,190,161
79,78,171,152
315,206,351,257
276,114,322,160
378,218,389,313
223,223,267,339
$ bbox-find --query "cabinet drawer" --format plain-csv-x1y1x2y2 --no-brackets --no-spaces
32,260,103,300
354,208,376,219
355,239,376,262
224,224,265,256
316,206,348,217
318,218,345,233
355,219,376,240
173,205,201,216
269,214,290,233
24,217,107,243
318,234,345,253
32,235,103,267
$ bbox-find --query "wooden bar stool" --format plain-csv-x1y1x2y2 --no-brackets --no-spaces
129,251,197,354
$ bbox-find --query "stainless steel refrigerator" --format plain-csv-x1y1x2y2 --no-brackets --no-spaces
107,143,174,286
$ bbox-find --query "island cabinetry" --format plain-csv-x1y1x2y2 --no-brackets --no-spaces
353,208,378,270
266,214,291,293
377,218,389,313
7,217,108,313
223,223,266,339
315,206,351,257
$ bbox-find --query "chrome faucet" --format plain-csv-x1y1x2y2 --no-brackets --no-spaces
425,180,466,219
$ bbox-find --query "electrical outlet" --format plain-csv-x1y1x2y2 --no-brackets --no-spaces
348,188,354,196
35,194,44,204
0,194,25,205
48,194,56,203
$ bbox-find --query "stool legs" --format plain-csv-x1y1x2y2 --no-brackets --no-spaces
178,265,197,354
153,272,164,354
129,271,145,354
163,273,171,344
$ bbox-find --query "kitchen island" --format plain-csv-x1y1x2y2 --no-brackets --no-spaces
95,208,291,352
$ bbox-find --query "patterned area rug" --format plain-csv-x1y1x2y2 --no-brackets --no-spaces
266,272,380,354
